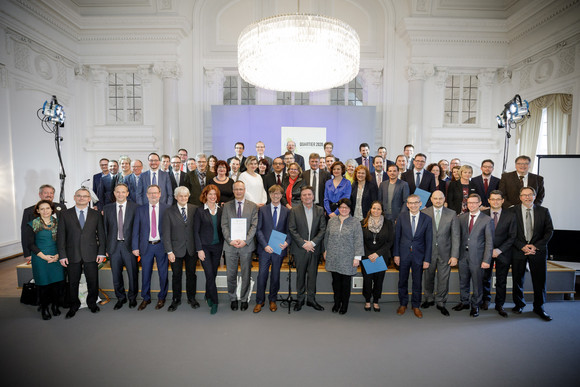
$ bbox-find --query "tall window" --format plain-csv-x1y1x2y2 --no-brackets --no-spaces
108,72,142,123
223,75,256,105
277,92,310,105
223,76,238,105
331,76,363,106
444,75,478,125
533,108,548,174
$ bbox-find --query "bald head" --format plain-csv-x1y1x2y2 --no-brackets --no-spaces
431,190,445,208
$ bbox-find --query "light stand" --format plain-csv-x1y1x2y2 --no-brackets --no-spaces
278,254,299,314
496,94,530,172
37,95,66,204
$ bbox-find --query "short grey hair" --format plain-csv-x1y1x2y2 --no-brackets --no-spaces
195,153,207,161
174,186,190,198
345,159,358,167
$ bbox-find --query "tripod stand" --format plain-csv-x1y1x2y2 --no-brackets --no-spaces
278,254,299,314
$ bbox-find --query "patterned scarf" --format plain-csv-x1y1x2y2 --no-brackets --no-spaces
368,215,384,234
31,216,58,241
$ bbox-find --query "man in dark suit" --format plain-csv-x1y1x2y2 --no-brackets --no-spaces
103,183,138,310
393,194,432,318
452,193,494,318
253,185,291,313
403,144,414,170
221,180,258,311
420,190,459,316
288,186,327,311
92,158,109,197
378,164,410,222
255,141,273,173
227,142,247,173
498,155,545,208
401,153,436,203
511,187,554,321
377,146,394,167
371,156,388,190
262,157,286,197
169,155,187,199
302,153,330,206
482,190,517,317
185,154,216,206
21,184,66,261
472,159,500,208
281,140,305,171
162,186,199,312
137,153,173,206
132,184,170,311
97,160,120,211
57,188,106,318
355,142,375,173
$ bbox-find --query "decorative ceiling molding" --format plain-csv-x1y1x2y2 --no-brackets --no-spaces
510,34,580,70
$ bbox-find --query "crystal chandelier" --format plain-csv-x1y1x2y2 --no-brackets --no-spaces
238,14,360,93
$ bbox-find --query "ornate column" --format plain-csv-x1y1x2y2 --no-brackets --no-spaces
477,69,497,128
205,67,225,106
153,62,182,154
406,63,434,151
360,68,383,105
90,66,108,126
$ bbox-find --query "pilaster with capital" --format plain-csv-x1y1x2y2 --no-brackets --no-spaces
406,64,434,150
360,68,383,106
153,62,181,154
90,66,109,126
205,67,225,106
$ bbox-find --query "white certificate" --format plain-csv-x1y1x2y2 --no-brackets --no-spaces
230,218,247,241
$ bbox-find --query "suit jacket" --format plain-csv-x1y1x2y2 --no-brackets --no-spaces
446,180,478,214
350,180,378,218
498,171,545,208
302,169,330,205
93,172,106,195
421,206,459,259
97,173,121,210
263,171,287,196
185,170,216,206
193,205,223,248
103,201,137,255
131,203,170,255
221,199,258,253
456,212,494,265
288,203,326,258
137,170,173,206
123,173,139,203
401,168,436,195
355,155,375,173
256,204,292,256
169,170,187,193
227,155,247,172
377,179,410,222
483,208,517,259
371,171,388,190
162,203,197,257
394,211,433,263
512,204,554,257
21,201,67,257
281,175,305,208
57,207,105,263
472,174,500,207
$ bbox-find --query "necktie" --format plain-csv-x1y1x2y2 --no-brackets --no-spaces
175,172,179,184
435,209,441,230
118,205,124,240
277,174,281,185
79,210,85,229
411,215,416,237
519,175,524,187
181,207,187,222
272,206,278,229
312,170,318,203
525,208,533,242
415,172,421,188
152,171,157,186
151,205,157,238
237,201,242,218
493,211,498,227
484,178,489,193
364,158,368,168
377,172,382,186
469,214,475,234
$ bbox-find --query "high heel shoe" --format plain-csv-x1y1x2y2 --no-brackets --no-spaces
332,303,340,313
364,303,371,312
51,304,61,316
373,303,380,312
41,307,52,320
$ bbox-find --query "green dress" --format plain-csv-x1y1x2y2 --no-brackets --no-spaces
28,218,64,286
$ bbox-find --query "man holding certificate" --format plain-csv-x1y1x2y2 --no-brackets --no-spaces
221,180,258,311
253,185,291,313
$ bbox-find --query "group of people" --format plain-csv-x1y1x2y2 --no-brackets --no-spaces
21,139,554,322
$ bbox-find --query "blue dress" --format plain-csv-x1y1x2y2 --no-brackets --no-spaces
324,178,352,215
27,218,65,286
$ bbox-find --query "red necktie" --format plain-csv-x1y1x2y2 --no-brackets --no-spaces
469,215,475,234
484,178,489,193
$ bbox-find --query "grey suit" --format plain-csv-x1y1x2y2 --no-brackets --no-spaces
221,199,258,302
421,206,459,306
288,203,327,303
378,179,410,222
456,212,494,307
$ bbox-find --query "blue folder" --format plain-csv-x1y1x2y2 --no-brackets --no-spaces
361,256,388,274
268,230,287,255
414,188,432,210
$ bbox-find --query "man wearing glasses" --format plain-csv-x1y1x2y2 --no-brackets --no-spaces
401,153,436,206
498,155,545,208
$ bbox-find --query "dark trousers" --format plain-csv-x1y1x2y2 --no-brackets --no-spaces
482,254,511,307
200,244,223,305
110,242,139,302
398,257,423,308
170,252,198,302
141,243,168,301
361,261,385,303
38,281,63,309
68,260,99,310
512,251,547,309
256,251,284,304
458,256,484,307
331,272,352,309
294,252,320,303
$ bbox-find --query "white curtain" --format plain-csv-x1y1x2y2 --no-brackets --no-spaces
517,96,552,169
546,94,573,154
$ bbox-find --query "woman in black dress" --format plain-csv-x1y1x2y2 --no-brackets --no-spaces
212,160,234,205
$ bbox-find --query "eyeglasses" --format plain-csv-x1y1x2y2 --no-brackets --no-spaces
520,193,534,197
407,201,421,205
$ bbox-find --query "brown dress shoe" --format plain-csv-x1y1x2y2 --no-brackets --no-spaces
253,303,264,313
155,299,165,310
413,307,423,318
269,302,277,312
396,305,407,315
138,300,151,311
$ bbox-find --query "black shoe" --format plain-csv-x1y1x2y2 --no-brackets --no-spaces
65,308,76,319
495,306,508,318
51,304,61,316
373,304,381,312
332,304,340,313
41,307,51,320
307,301,324,311
113,299,127,310
129,300,137,308
533,308,552,321
512,306,524,314
339,307,348,315
470,307,479,317
230,301,239,311
190,300,200,309
89,305,100,314
364,303,371,312
294,302,304,311
452,303,469,311
481,300,490,310
421,300,435,309
168,300,181,312
437,305,450,316
240,302,249,311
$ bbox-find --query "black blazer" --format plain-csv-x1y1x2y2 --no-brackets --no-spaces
350,181,378,218
483,208,517,259
498,171,545,208
57,207,105,263
281,175,305,208
362,218,394,259
512,204,554,255
185,170,216,206
355,156,375,173
302,169,330,205
103,201,138,255
371,171,388,190
288,204,326,258
446,180,478,214
472,174,500,207
227,156,247,172
263,171,287,195
401,169,436,201
162,204,198,257
193,205,223,248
